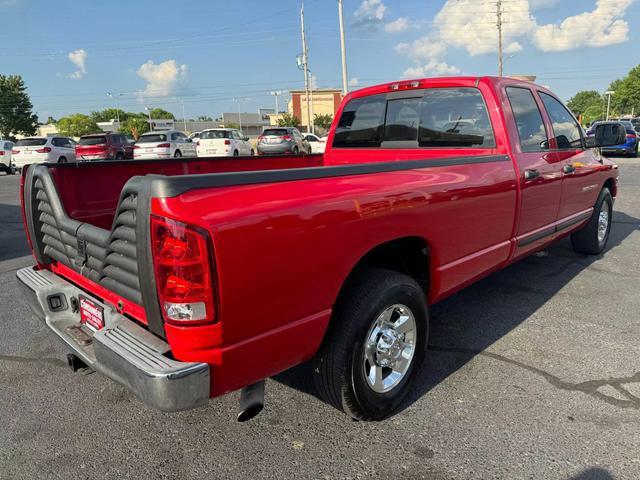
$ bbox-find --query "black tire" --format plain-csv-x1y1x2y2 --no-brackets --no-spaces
250,149,255,156
571,187,613,255
233,150,239,156
115,152,124,161
58,156,67,164
174,150,182,158
312,269,428,420
292,146,299,155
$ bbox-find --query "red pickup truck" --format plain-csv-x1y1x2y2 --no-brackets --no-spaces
17,77,624,421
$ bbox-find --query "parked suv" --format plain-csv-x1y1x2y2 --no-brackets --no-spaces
134,130,197,159
76,132,134,161
257,127,310,155
0,140,15,174
11,137,77,169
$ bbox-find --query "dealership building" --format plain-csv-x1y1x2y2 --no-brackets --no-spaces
287,89,343,132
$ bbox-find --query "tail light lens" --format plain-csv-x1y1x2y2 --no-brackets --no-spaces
0,151,4,155
157,143,170,148
133,145,140,149
258,135,265,142
36,147,52,153
282,135,292,141
151,216,216,325
12,149,19,154
627,132,636,139
224,139,231,145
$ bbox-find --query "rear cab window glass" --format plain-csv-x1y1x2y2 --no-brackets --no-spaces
506,87,549,152
333,94,386,148
201,130,230,139
419,88,494,148
383,97,420,145
79,136,106,146
16,138,47,147
139,134,167,143
539,92,583,149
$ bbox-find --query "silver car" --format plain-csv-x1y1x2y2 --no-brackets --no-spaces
257,127,310,155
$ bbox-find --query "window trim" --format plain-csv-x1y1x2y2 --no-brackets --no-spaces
505,86,551,154
537,90,585,151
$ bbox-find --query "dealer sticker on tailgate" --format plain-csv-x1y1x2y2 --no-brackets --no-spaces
79,295,105,330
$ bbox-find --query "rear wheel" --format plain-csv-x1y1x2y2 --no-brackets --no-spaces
292,146,299,155
312,269,428,420
250,149,255,156
233,150,239,156
58,156,67,164
571,187,613,255
115,152,124,161
174,150,182,158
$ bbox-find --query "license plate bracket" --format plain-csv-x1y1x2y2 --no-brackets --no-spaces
79,295,105,331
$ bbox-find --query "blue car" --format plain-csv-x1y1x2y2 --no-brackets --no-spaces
587,121,639,157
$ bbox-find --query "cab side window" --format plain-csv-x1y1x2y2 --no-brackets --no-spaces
539,92,583,149
506,87,549,152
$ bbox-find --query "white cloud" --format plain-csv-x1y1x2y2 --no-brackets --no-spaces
396,0,634,78
384,17,409,33
68,49,87,79
355,0,386,21
533,0,632,51
137,59,188,98
349,77,360,87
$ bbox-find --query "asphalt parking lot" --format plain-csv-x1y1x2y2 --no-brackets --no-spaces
1,161,639,480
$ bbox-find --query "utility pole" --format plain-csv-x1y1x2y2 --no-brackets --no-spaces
338,0,348,96
233,98,243,131
300,5,313,134
271,91,282,115
145,107,153,131
605,91,615,121
497,0,503,77
107,92,123,126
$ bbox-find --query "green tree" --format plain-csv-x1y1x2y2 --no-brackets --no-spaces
313,113,333,130
146,108,175,119
197,115,213,122
224,122,240,129
46,116,57,125
119,117,150,140
609,65,640,116
567,91,602,119
277,113,301,127
57,114,99,137
0,75,38,138
91,108,130,123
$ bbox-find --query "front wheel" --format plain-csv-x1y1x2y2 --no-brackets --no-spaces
312,269,428,420
571,187,613,254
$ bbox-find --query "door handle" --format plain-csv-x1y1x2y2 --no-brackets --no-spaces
563,164,576,174
524,169,540,180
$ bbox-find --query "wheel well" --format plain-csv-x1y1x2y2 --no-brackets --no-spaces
603,177,617,198
341,237,430,297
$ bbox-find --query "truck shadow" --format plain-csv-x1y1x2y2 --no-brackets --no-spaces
0,204,30,262
274,211,640,417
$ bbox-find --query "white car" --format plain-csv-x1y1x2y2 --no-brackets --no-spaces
197,128,254,157
0,140,15,174
304,134,327,154
133,130,197,159
12,136,77,169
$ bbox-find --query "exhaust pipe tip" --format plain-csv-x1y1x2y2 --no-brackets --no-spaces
237,380,265,422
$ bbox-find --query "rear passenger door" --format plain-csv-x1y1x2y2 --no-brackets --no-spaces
537,92,602,223
505,87,564,250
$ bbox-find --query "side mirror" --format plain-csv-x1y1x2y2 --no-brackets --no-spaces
589,123,627,148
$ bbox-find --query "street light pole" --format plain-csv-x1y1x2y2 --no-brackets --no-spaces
338,0,348,96
270,91,282,115
300,5,313,134
605,91,615,121
145,107,153,131
497,0,503,77
107,92,124,126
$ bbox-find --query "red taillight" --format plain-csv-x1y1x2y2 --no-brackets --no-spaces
151,216,216,326
258,135,265,141
36,147,52,153
133,145,140,149
157,143,170,148
0,151,4,155
12,149,19,154
627,132,636,139
282,135,292,141
224,139,231,145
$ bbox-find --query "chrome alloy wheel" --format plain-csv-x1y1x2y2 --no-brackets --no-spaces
363,304,417,393
597,201,610,244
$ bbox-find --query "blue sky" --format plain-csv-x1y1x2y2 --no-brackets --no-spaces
1,0,638,120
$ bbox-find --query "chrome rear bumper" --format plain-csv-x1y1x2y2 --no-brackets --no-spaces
16,266,210,412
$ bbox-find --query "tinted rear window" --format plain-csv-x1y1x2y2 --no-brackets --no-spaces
79,136,106,146
200,130,230,139
262,129,289,137
16,138,47,146
333,94,386,148
138,134,167,143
